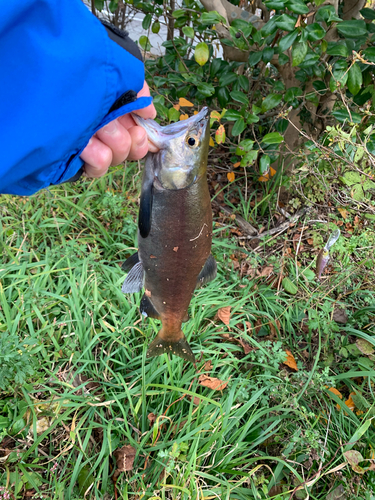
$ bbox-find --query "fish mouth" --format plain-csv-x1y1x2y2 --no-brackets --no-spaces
132,107,209,150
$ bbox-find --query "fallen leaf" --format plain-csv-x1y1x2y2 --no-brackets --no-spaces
150,255,157,259
204,360,213,372
258,265,273,277
328,387,343,399
356,338,375,356
192,396,201,405
307,238,314,245
221,333,252,355
179,97,194,107
344,450,365,474
337,207,348,219
180,114,189,121
194,110,198,115
270,167,277,177
345,393,356,412
173,104,181,111
199,374,228,391
218,306,231,325
148,413,156,426
173,247,179,252
332,306,348,324
113,445,136,472
36,417,50,435
227,172,235,182
233,161,241,168
283,350,298,371
209,137,215,147
258,174,269,182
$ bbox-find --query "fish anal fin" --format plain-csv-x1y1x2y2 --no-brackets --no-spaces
121,261,144,294
140,294,160,319
121,251,139,271
196,254,217,288
146,331,195,363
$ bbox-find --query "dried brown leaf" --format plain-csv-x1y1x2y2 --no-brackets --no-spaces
218,306,231,325
283,350,298,371
204,360,213,372
113,445,136,472
199,374,228,391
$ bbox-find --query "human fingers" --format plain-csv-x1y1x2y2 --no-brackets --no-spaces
94,118,132,165
80,136,113,177
133,81,157,119
117,113,159,153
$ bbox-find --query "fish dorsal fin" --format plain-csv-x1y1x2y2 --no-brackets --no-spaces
196,254,217,288
138,155,154,239
121,251,139,271
121,261,144,294
140,294,160,319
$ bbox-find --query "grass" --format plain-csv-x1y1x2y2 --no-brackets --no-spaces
0,163,375,500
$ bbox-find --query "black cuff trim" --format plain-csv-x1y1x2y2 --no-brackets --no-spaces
101,20,143,62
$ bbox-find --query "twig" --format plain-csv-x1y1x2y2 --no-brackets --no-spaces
239,208,308,241
212,201,258,236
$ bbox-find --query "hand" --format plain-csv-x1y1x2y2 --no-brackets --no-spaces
80,81,158,178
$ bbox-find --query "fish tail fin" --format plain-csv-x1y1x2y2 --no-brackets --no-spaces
146,330,195,363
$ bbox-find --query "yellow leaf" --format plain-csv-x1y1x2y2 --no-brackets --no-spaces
210,110,221,121
215,124,226,144
258,174,270,182
227,172,235,182
337,207,348,219
180,114,189,121
283,350,298,371
179,97,194,107
173,104,181,111
209,137,215,147
194,110,198,115
194,42,209,66
233,162,241,168
345,392,356,411
270,167,277,177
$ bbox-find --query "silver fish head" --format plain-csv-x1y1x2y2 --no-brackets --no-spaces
132,107,210,190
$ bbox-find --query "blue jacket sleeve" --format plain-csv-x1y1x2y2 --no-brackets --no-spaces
0,0,152,196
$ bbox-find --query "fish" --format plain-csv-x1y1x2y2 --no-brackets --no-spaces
121,107,216,363
316,228,340,279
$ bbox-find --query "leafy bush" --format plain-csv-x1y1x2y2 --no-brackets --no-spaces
0,333,37,391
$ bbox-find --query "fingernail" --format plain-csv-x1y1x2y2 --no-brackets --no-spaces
102,120,118,134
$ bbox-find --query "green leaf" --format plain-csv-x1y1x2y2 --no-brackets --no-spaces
326,42,349,57
239,139,255,151
219,72,238,86
275,14,297,32
260,155,271,174
282,277,298,294
109,1,118,13
182,26,194,38
200,11,227,25
332,109,361,123
232,118,246,136
224,110,243,121
230,90,249,105
142,13,152,30
247,114,260,124
364,47,375,63
261,16,279,36
285,87,302,102
279,29,298,52
241,150,258,166
278,53,289,65
94,0,104,11
262,47,275,63
196,82,215,97
0,416,10,428
305,23,326,41
194,42,210,66
168,107,180,122
151,21,161,34
286,0,309,14
299,52,320,68
265,0,285,8
292,41,308,66
360,8,375,20
315,5,341,23
239,75,249,91
217,87,230,108
139,35,151,51
261,93,282,112
347,64,363,96
313,80,327,94
263,132,284,144
337,20,367,38
248,51,263,66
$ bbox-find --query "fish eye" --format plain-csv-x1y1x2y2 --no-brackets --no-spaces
187,134,199,148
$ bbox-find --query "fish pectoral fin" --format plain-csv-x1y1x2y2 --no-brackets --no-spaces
147,331,195,363
140,294,160,319
196,254,217,288
121,251,139,271
121,261,144,294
